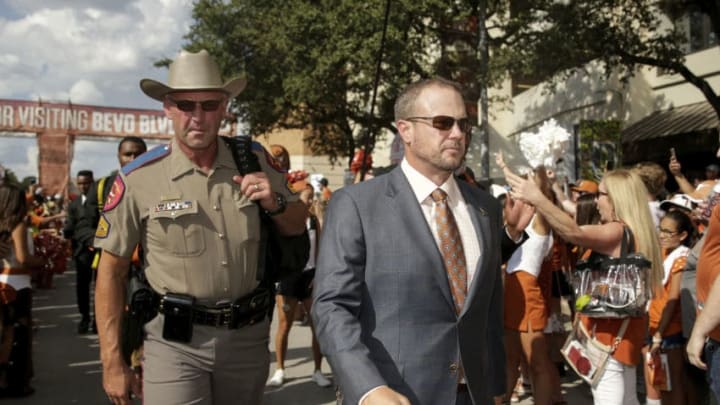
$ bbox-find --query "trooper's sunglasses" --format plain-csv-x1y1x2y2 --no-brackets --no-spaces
169,98,224,112
404,115,472,133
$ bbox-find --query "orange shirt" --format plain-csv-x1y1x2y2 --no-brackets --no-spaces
697,204,720,341
647,250,686,337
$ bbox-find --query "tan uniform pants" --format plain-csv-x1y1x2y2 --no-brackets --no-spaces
143,314,270,405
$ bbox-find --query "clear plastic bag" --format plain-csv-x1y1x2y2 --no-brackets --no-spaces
573,254,651,318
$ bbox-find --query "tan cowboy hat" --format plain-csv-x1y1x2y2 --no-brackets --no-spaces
140,49,246,101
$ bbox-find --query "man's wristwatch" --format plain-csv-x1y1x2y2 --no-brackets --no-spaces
264,192,287,216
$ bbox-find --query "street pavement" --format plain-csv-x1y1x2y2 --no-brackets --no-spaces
14,268,593,404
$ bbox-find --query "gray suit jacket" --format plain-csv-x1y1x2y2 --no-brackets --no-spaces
312,168,509,405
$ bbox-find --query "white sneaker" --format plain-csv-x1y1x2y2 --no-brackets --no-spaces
312,370,332,387
267,369,285,387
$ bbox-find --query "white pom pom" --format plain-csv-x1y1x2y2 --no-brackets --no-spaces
518,119,571,169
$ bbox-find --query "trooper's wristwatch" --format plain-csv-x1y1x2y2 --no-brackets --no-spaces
264,192,287,216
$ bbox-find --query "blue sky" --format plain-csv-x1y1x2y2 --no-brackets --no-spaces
0,0,193,180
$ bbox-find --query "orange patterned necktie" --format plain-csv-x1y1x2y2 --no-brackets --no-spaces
431,188,467,315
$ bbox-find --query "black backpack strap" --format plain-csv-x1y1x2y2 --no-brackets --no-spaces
221,136,273,285
222,136,262,175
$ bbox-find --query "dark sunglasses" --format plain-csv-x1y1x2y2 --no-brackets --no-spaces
169,98,224,112
404,115,472,133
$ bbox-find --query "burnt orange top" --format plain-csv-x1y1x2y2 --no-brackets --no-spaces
697,205,720,341
648,251,686,337
581,315,647,366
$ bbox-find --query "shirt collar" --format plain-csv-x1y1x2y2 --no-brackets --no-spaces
169,137,237,180
400,159,462,204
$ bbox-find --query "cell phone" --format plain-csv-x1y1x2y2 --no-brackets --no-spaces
161,293,195,343
670,147,676,159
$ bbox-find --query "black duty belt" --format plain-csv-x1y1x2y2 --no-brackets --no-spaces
157,288,272,330
188,305,235,328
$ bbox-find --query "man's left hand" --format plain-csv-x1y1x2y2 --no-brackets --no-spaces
233,173,277,211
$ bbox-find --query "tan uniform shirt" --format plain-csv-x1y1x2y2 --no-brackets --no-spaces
95,138,297,304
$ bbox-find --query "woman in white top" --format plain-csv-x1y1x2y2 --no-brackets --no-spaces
497,153,564,404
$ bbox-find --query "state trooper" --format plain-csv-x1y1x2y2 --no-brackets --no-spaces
94,49,306,405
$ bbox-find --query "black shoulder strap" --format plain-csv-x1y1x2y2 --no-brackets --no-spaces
621,226,635,256
222,136,262,175
221,136,272,285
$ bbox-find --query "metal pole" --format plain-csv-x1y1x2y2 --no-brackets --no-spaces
477,0,490,186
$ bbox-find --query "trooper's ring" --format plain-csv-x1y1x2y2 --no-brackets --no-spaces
253,183,260,191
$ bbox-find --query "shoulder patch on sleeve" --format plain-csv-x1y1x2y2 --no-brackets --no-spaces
252,142,287,174
95,214,111,239
121,143,171,176
103,176,125,212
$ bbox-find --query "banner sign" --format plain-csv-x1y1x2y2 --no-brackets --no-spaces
0,98,173,138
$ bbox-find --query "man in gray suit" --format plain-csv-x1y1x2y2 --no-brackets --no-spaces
312,78,525,405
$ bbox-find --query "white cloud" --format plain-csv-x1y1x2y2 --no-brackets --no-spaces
0,0,192,180
0,0,193,109
69,79,104,104
0,136,38,180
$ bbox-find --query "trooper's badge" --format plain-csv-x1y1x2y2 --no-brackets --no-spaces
95,214,111,239
154,200,194,213
103,176,125,212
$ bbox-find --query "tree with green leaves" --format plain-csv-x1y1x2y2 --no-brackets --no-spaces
184,0,517,168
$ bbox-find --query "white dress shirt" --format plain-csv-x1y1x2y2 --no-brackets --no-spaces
400,159,482,288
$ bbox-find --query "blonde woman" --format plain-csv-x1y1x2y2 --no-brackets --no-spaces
506,169,663,405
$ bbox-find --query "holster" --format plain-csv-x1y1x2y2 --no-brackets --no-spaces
120,271,158,365
229,288,272,329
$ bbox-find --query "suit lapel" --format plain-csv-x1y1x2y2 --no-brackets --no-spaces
386,169,455,311
459,184,491,317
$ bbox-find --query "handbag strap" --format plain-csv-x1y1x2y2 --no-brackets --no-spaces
611,318,631,352
573,316,632,354
620,226,635,257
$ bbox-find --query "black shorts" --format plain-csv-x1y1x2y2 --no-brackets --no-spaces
277,269,315,300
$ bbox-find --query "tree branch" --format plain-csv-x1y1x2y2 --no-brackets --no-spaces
617,50,720,119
